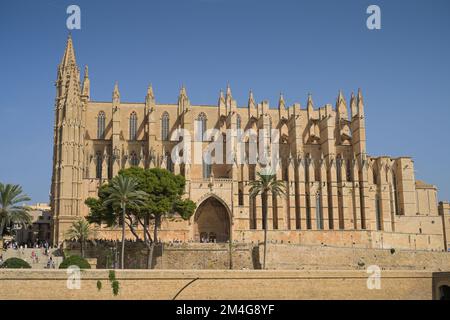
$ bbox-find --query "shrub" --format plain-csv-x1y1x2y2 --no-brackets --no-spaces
96,280,102,291
0,257,31,269
108,269,116,281
59,255,91,269
108,270,119,296
112,280,120,296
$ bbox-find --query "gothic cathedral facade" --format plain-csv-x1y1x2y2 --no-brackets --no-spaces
51,36,448,251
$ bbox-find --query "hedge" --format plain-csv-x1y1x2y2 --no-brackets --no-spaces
0,257,32,269
59,255,91,269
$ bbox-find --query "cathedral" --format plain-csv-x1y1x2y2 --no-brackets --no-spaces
51,36,450,251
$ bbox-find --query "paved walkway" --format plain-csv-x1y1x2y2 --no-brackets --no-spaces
1,248,63,268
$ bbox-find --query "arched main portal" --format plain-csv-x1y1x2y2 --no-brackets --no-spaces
194,196,230,243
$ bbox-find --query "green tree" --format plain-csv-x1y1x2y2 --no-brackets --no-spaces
65,218,96,258
248,169,286,270
103,175,148,269
0,183,32,241
119,167,196,267
85,168,196,268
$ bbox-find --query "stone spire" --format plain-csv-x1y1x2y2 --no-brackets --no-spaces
57,34,80,95
219,89,225,106
225,83,233,110
278,92,286,109
60,34,77,69
278,92,288,120
178,85,188,104
178,85,190,115
336,90,348,119
146,83,155,105
357,88,365,117
113,81,120,103
350,92,357,118
82,65,90,98
226,83,232,99
248,90,255,109
307,93,314,114
218,89,226,117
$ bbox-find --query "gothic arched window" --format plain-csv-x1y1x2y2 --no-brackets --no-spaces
202,153,211,178
375,194,382,230
316,192,323,230
238,189,244,206
96,152,102,179
236,114,241,130
166,152,173,172
373,169,378,185
336,156,342,182
97,111,106,139
305,154,311,183
129,112,138,141
161,112,169,141
393,173,400,215
197,112,207,141
130,151,139,166
346,159,352,182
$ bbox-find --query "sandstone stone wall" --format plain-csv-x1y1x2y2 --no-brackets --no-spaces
439,202,450,251
64,241,450,272
237,229,445,251
0,269,448,300
262,244,450,271
64,241,256,270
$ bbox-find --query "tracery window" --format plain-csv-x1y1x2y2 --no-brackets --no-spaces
129,112,138,141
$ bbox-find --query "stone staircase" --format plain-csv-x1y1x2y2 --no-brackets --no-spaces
1,248,63,269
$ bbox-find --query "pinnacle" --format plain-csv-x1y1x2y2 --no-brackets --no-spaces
61,34,77,68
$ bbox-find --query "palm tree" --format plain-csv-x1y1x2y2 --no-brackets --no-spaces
0,183,32,242
66,218,96,258
104,175,147,269
248,169,286,270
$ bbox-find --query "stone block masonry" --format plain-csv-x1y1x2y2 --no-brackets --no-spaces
64,242,450,271
0,269,449,300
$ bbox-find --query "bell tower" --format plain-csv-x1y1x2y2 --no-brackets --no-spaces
51,35,86,244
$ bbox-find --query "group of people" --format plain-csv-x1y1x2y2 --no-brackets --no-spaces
200,233,217,243
2,239,56,268
3,239,53,251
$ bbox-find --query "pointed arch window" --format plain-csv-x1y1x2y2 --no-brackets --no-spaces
130,151,139,166
268,116,273,141
316,192,323,230
196,112,207,141
346,159,352,182
202,153,211,178
129,112,138,141
161,112,170,141
96,152,102,179
238,188,244,206
375,194,382,230
166,152,173,172
305,154,311,183
97,111,106,139
236,114,241,130
393,173,400,215
336,156,342,182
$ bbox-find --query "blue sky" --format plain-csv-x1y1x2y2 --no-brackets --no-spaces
0,0,449,203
